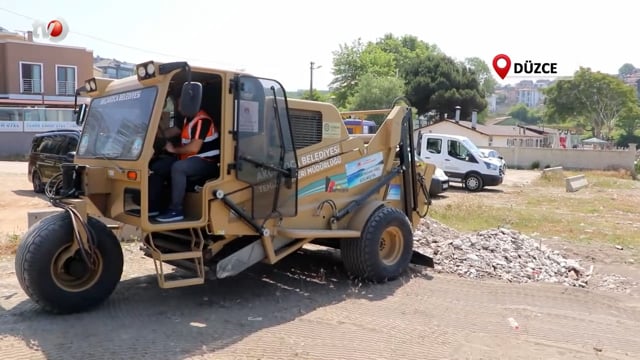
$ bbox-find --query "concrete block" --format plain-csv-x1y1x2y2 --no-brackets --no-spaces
27,208,64,228
565,174,588,192
543,166,563,175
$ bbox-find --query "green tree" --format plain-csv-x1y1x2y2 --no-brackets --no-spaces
507,103,542,125
372,33,439,73
329,34,438,109
359,45,397,78
464,57,497,96
618,63,636,77
300,89,328,102
508,103,529,122
328,38,367,109
402,53,487,119
346,73,406,124
617,104,640,136
544,67,638,139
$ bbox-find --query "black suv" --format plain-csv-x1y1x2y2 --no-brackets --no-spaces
28,129,80,193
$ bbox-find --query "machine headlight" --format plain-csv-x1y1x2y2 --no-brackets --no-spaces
137,66,147,78
146,63,155,76
84,79,97,92
136,61,157,81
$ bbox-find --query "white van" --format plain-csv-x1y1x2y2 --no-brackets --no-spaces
415,132,504,191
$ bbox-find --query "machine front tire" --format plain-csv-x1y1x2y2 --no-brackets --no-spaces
15,211,123,314
341,206,413,283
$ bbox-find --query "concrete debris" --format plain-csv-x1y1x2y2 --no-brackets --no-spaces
413,217,624,290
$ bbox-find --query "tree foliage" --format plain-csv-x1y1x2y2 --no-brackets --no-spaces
508,103,542,125
329,34,436,109
617,105,640,136
544,67,639,139
465,57,498,96
618,63,636,77
328,38,367,109
329,34,489,117
300,89,328,102
346,73,405,124
402,53,487,119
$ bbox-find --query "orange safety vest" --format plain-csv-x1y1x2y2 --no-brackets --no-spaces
179,110,219,160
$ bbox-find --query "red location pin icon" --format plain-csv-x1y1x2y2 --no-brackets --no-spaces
492,54,511,80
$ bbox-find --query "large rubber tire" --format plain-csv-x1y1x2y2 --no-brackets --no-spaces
15,211,124,314
340,206,414,283
32,170,44,193
464,173,483,192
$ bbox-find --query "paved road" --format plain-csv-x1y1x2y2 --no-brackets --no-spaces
1,245,640,360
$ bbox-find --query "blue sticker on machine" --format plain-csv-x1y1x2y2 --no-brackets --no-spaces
298,173,348,198
386,184,401,200
345,152,383,188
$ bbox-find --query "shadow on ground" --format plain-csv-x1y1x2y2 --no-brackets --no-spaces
11,189,48,200
0,247,432,359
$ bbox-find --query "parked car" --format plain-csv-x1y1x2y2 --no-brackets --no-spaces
28,129,80,193
416,132,503,192
479,148,507,174
430,166,449,196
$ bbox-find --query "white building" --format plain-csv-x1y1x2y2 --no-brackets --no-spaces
415,119,545,148
516,80,551,108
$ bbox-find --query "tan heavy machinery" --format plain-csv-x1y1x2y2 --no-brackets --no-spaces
15,61,435,314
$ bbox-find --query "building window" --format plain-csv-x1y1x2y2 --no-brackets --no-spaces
105,67,117,78
20,62,43,93
56,65,77,96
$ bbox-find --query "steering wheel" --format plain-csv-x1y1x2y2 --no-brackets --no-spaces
153,127,175,158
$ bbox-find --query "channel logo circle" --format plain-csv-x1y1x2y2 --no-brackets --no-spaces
47,20,64,37
45,18,69,42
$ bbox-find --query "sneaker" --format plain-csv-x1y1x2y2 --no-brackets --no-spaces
127,209,160,217
155,209,184,222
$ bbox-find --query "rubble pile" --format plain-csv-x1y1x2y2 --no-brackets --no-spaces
413,218,593,287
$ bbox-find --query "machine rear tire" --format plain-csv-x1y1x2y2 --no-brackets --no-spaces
340,206,413,283
15,211,123,314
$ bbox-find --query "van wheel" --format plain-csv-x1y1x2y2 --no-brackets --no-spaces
340,206,413,283
32,171,44,193
464,173,483,192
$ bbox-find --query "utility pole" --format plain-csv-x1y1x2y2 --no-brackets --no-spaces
309,61,322,99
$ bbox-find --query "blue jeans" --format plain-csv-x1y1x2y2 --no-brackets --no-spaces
149,156,219,211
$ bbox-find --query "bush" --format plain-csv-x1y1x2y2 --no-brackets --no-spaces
531,160,541,170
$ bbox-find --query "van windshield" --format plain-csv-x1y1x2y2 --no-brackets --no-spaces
77,87,158,160
462,138,480,153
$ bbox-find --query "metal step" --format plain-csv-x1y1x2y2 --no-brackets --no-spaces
141,248,216,280
143,230,206,289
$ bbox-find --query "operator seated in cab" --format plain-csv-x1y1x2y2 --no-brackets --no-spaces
149,94,220,222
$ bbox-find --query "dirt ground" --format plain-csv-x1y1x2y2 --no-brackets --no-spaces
1,162,640,359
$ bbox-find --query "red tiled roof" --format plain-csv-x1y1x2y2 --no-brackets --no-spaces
419,119,544,137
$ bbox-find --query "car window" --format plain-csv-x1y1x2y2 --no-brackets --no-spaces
448,140,477,163
31,137,43,153
426,138,442,154
36,136,59,154
61,136,78,154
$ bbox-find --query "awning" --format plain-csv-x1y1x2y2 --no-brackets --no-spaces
582,137,609,144
0,99,77,107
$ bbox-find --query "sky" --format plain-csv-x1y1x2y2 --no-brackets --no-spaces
0,0,636,91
